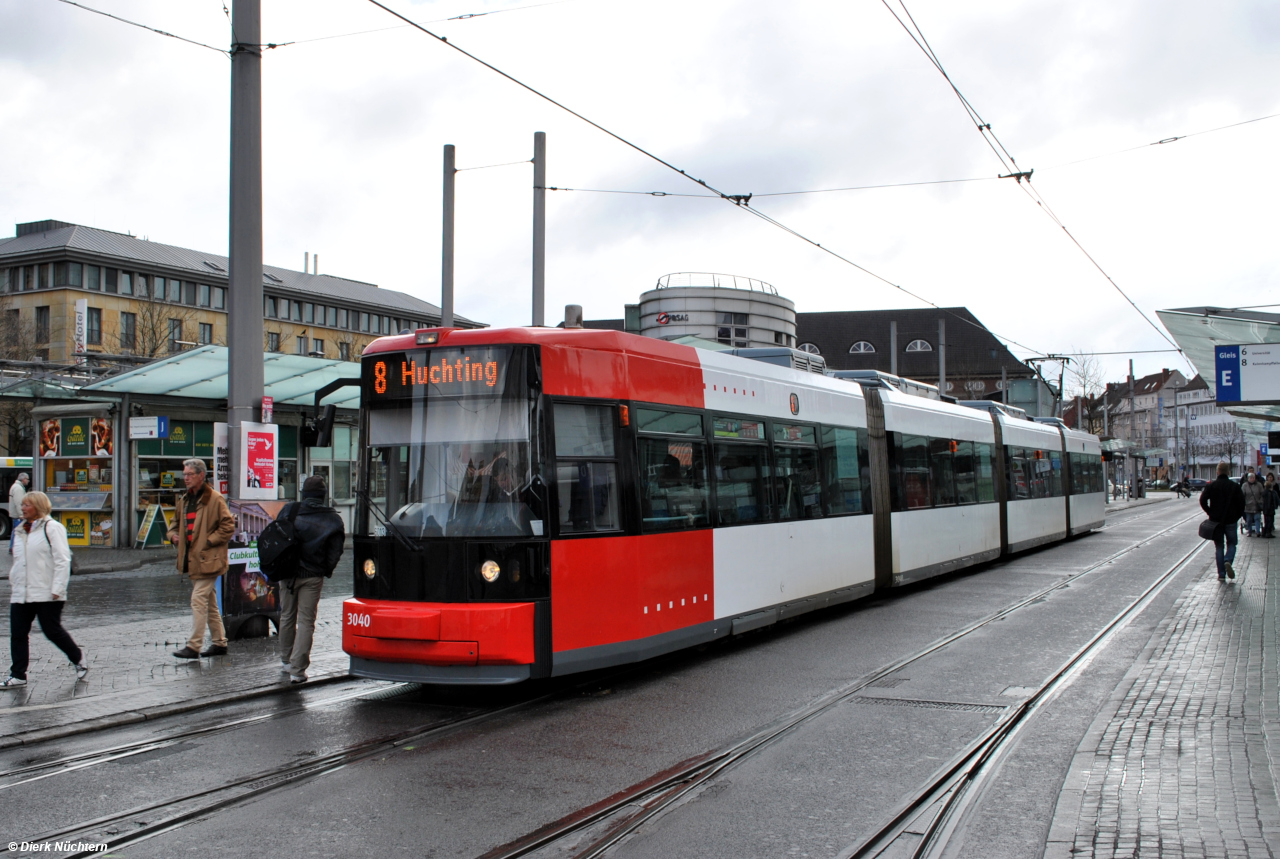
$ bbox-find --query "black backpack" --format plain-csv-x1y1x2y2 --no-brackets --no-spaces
257,503,301,582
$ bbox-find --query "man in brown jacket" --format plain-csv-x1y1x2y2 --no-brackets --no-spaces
167,458,236,659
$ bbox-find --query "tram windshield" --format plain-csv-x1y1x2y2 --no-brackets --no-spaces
361,346,544,538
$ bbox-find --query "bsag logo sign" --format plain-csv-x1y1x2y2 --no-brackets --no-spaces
655,312,689,325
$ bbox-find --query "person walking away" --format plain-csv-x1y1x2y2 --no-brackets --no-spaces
1265,473,1280,538
1242,471,1266,537
276,475,344,684
167,459,235,659
3,491,87,687
1201,462,1246,580
8,472,28,555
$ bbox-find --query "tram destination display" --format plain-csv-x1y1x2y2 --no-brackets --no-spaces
366,346,511,399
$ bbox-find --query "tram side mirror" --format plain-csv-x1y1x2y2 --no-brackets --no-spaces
314,404,337,448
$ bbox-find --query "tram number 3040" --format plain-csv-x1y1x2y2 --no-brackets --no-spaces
346,612,372,629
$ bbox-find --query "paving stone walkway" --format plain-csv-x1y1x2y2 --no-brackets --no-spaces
1046,531,1280,858
0,561,353,745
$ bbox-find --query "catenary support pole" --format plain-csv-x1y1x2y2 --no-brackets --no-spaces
890,321,898,376
532,131,546,327
227,0,264,502
1001,365,1007,404
441,144,455,329
1129,360,1136,496
937,318,945,396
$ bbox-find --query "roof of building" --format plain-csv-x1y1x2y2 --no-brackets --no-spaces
793,307,1033,378
0,221,479,325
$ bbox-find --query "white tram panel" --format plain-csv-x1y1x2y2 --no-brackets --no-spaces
1065,428,1105,534
697,350,868,427
711,516,875,619
698,351,874,620
999,417,1068,552
880,390,1002,585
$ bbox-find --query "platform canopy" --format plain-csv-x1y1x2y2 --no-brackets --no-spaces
1157,306,1280,437
81,345,361,409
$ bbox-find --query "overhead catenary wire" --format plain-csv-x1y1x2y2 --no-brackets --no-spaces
52,0,230,55
282,0,589,47
880,0,1186,359
362,0,1050,358
1042,111,1280,171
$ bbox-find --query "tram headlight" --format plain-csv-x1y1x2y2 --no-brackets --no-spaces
480,560,501,583
363,559,377,579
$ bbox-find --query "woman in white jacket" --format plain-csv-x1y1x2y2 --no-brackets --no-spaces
3,491,88,688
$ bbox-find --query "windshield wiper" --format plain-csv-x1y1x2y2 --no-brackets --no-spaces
355,486,422,553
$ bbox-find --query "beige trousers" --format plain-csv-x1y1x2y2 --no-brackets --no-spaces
187,576,228,652
280,576,324,675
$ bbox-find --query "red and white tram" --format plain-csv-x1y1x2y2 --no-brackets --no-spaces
342,327,1106,684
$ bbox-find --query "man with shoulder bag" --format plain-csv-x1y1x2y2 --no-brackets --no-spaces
1200,461,1246,581
273,475,345,684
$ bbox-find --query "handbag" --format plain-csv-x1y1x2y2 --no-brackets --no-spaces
1198,519,1222,541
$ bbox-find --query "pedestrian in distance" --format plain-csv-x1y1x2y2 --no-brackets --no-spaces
167,459,236,659
1201,462,1246,580
275,475,345,684
3,491,88,688
1242,471,1266,537
1264,473,1280,538
8,471,29,555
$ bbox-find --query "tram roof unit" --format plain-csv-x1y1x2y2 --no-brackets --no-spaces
877,384,996,444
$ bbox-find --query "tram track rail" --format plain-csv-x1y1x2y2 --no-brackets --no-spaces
20,509,1201,859
472,510,1205,859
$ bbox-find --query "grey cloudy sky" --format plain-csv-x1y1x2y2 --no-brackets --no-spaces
3,0,1278,385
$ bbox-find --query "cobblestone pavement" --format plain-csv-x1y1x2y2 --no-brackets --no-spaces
1046,531,1280,858
0,559,353,744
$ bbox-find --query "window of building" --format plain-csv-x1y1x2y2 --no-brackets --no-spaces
292,301,303,322
183,281,197,306
304,303,314,324
168,319,183,352
905,339,932,352
797,342,821,355
338,308,348,329
264,297,276,318
38,264,51,289
720,312,748,325
296,336,307,354
53,262,69,286
360,312,370,332
119,312,136,351
86,307,102,345
554,403,620,534
849,341,876,353
135,274,149,299
122,272,134,295
312,338,324,355
338,341,350,361
104,268,117,294
267,331,280,352
199,323,213,345
35,306,50,343
198,284,211,307
0,269,9,293
326,305,337,327
152,276,164,299
166,278,180,303
213,286,226,310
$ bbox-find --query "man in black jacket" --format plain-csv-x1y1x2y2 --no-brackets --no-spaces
277,475,345,683
1200,462,1246,580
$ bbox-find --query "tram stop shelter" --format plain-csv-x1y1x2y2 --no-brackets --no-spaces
1157,306,1280,448
79,345,362,549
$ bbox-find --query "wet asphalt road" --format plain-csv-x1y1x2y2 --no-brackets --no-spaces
0,501,1208,858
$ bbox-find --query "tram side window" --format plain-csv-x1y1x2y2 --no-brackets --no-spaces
898,434,932,510
929,438,957,506
637,409,710,532
554,403,620,534
975,443,996,503
821,426,867,515
953,441,977,504
773,423,822,520
1007,447,1031,500
1048,449,1064,497
714,443,770,525
1008,447,1063,500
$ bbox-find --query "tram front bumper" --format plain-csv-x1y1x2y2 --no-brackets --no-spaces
342,598,535,666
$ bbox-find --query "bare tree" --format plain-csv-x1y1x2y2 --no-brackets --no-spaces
102,301,201,358
0,399,33,457
1065,351,1108,434
0,294,37,361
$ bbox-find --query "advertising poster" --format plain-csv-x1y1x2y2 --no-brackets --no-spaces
213,422,230,496
223,499,285,618
90,417,114,456
61,419,90,460
163,422,193,456
61,511,91,547
40,420,60,457
90,513,112,547
239,421,278,501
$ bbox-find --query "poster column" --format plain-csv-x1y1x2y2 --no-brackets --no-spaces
221,421,282,636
